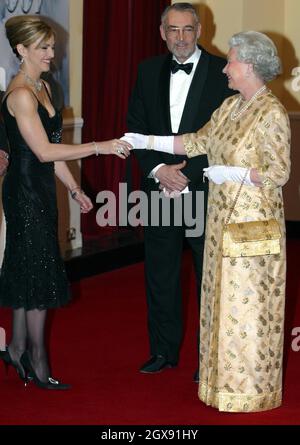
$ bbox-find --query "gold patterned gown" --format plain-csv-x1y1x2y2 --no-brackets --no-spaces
183,90,291,412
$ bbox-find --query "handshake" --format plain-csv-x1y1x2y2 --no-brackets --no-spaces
121,133,188,197
120,133,149,149
120,133,254,187
109,133,148,158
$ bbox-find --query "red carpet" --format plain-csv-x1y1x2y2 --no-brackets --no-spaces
0,240,300,425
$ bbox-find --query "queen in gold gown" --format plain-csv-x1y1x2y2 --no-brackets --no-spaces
123,31,291,412
184,89,290,412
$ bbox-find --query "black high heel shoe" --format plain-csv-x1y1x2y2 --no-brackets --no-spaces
0,347,28,383
20,351,71,390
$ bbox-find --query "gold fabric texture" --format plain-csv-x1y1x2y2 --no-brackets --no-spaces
183,91,291,412
222,219,281,257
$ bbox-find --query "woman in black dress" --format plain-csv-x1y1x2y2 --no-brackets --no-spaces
0,15,130,389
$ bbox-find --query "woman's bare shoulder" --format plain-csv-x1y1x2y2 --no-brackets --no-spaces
5,86,38,116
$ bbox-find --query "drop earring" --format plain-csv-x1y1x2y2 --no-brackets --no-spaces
19,57,24,65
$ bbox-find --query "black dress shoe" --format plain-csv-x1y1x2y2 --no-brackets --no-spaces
20,351,71,390
193,368,199,383
139,355,177,374
0,347,27,383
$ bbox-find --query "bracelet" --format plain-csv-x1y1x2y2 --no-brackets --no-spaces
70,186,82,199
0,152,9,160
147,135,154,150
92,141,100,156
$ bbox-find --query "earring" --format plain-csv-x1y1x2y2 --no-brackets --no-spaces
19,57,24,65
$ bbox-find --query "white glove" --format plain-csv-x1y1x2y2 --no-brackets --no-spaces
121,133,149,149
203,165,253,185
122,133,174,154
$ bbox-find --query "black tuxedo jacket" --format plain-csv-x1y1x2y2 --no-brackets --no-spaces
127,47,233,191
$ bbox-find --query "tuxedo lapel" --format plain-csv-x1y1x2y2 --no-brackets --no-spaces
178,49,209,133
158,55,172,134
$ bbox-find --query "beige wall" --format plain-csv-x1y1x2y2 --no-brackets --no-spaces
284,114,300,220
172,0,300,110
51,0,84,255
283,0,300,110
65,0,83,118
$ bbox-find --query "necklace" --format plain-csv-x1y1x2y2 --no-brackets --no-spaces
19,69,43,92
230,85,267,121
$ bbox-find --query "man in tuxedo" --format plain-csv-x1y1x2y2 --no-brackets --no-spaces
127,2,233,379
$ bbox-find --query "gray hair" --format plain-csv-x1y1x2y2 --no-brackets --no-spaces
161,2,200,26
229,31,282,82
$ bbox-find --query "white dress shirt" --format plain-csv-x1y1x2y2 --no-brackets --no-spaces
170,47,201,133
150,47,202,192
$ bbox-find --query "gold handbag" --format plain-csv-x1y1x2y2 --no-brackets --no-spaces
222,171,281,258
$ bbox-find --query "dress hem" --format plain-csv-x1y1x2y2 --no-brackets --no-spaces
0,300,71,311
198,380,282,413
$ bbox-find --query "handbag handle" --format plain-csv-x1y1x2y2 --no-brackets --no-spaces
224,169,278,226
224,169,249,226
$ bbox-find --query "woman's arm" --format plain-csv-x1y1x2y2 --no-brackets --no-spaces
0,120,9,175
7,88,131,162
0,150,9,176
54,161,93,213
123,108,218,157
54,161,79,191
254,108,291,189
121,133,199,155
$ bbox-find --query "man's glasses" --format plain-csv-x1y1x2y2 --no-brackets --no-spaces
165,26,196,36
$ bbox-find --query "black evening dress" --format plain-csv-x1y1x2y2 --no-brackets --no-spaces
0,121,8,151
0,91,70,310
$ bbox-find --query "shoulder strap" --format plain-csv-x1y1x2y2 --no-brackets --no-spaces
224,169,249,225
2,86,39,105
225,171,278,225
41,80,53,102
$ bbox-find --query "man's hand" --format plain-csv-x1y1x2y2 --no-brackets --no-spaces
0,150,9,176
159,184,182,198
155,161,188,192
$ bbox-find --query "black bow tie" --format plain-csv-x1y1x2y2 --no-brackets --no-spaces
171,60,193,75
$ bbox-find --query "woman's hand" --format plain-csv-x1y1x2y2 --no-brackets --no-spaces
70,188,93,213
203,165,254,185
96,139,131,159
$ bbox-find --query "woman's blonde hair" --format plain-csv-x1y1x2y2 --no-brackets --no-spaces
5,15,54,60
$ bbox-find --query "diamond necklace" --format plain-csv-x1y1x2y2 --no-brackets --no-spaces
19,69,43,92
230,85,267,121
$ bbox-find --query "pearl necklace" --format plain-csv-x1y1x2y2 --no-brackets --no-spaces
19,69,43,92
230,85,267,121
